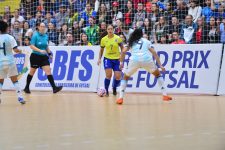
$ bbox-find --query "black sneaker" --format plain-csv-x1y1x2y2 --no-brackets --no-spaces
53,86,63,93
113,88,117,96
24,88,31,94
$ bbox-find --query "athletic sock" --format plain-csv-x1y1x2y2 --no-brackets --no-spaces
104,78,111,94
157,75,167,96
47,75,57,89
119,80,128,99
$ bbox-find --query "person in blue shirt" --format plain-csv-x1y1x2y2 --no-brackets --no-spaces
202,0,213,23
24,22,63,94
0,21,25,104
79,3,97,27
116,29,172,105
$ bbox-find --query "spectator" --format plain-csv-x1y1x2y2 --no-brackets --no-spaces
43,12,57,28
193,17,209,43
159,34,168,44
21,21,33,41
64,32,76,46
145,0,152,14
29,11,45,29
163,2,174,24
220,18,225,43
23,36,31,46
58,24,68,45
208,17,220,43
165,16,182,41
188,0,202,23
47,22,58,46
76,33,92,46
2,6,13,25
99,21,107,37
115,19,123,35
119,33,127,43
148,3,160,28
44,0,58,15
11,9,25,25
180,15,197,43
84,17,99,45
96,3,109,24
71,21,83,43
66,9,79,29
202,0,213,23
121,25,134,41
153,16,168,44
21,0,38,17
124,0,135,27
171,31,186,44
69,0,87,14
11,21,22,46
55,4,69,30
143,18,152,39
213,4,225,21
174,0,188,23
110,1,123,27
133,3,146,28
132,0,147,9
79,3,97,27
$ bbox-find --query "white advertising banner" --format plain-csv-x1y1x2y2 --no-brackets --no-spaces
98,44,223,94
3,46,100,92
217,48,225,95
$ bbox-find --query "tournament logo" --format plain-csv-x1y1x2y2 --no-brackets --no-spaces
14,50,30,80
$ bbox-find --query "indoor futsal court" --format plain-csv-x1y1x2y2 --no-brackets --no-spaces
0,92,225,150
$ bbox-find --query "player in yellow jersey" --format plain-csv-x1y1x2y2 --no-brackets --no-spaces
98,25,124,96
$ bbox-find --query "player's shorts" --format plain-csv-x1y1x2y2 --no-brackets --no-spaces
30,53,50,68
103,57,120,71
124,60,158,77
0,63,18,79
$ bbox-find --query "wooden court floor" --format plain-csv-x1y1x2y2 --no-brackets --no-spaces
0,91,225,150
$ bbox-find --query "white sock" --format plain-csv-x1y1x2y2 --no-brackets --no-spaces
13,82,23,98
119,80,128,99
157,76,167,96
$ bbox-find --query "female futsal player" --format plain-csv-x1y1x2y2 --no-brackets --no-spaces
0,20,25,104
117,28,172,104
97,25,124,96
24,22,63,94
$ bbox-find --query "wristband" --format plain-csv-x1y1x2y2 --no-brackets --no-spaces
48,52,52,56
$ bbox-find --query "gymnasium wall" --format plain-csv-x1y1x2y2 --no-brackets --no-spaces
2,44,225,95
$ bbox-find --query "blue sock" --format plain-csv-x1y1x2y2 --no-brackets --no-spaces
104,78,110,94
113,79,121,89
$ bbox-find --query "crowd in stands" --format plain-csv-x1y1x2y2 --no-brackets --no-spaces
1,0,225,46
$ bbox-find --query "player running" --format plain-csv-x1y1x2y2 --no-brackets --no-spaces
117,28,172,104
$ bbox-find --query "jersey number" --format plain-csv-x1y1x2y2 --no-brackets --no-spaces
0,42,6,56
137,41,143,50
110,44,113,50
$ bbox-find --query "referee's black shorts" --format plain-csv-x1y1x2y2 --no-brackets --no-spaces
30,53,50,68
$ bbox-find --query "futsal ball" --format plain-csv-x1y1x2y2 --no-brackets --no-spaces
97,87,106,97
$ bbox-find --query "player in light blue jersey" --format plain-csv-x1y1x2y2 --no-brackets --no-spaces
0,21,25,104
116,29,172,105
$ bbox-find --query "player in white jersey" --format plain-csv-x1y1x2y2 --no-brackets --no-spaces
116,28,172,105
0,20,25,104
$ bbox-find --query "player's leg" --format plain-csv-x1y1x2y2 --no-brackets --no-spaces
112,59,121,95
10,75,25,104
103,58,113,96
116,61,139,104
144,62,172,101
24,67,37,93
42,65,63,93
104,69,112,96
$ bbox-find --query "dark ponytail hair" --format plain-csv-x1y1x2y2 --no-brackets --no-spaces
128,28,143,47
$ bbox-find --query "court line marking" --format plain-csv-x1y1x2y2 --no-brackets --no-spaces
12,146,25,149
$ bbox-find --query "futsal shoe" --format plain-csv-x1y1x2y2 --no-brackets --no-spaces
24,88,31,94
113,88,117,96
116,98,123,105
18,97,26,105
53,86,63,93
163,95,173,101
105,92,109,97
